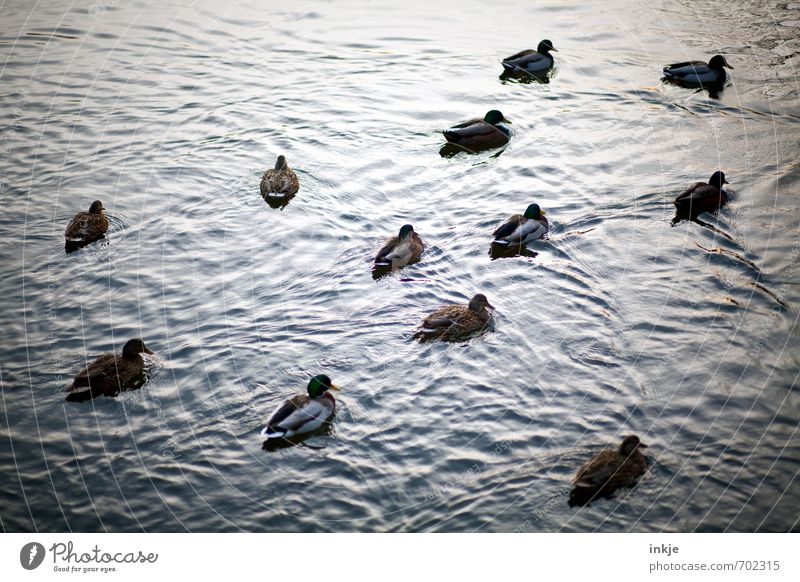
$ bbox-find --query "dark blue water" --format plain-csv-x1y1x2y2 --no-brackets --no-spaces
1,0,799,532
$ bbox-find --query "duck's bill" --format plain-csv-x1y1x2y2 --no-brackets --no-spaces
638,443,649,448
549,47,558,52
328,384,342,391
503,118,512,124
487,302,496,310
540,210,547,215
724,179,730,184
724,62,734,69
144,347,154,355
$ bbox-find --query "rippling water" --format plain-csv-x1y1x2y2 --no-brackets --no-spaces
1,0,799,532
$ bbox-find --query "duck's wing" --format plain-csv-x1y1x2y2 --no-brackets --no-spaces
261,394,330,438
422,305,469,329
573,450,620,488
69,354,116,389
675,182,712,204
503,50,549,70
492,215,525,242
663,60,710,77
65,212,107,240
374,235,400,265
261,168,299,196
443,118,493,142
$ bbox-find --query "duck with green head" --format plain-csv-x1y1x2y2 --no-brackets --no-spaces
260,374,341,440
502,39,557,73
492,203,549,245
373,224,424,270
65,338,154,402
442,110,512,153
663,55,733,87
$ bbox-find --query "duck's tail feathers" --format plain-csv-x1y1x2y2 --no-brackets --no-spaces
443,130,460,142
492,239,510,246
373,260,392,267
501,61,515,71
260,425,286,439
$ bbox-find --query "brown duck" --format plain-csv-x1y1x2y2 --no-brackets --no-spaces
373,224,424,270
415,293,495,341
65,338,153,402
673,171,728,222
65,200,109,243
569,435,648,506
260,155,300,199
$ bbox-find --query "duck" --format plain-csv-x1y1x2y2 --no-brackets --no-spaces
415,293,495,341
65,338,153,402
260,155,300,199
492,203,549,245
442,110,511,153
64,200,109,243
569,435,648,506
673,171,729,219
260,374,341,440
663,55,733,86
373,224,424,270
502,39,557,73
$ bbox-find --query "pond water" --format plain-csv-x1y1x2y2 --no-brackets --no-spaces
1,0,799,532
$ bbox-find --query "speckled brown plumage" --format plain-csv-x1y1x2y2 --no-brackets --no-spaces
260,155,300,198
65,200,109,242
65,339,153,402
570,435,648,506
415,293,494,341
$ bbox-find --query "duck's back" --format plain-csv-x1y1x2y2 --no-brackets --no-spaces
65,212,109,241
261,167,299,196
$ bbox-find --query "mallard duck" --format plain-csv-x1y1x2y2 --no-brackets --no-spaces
502,39,557,73
442,110,511,153
415,293,495,341
373,224,424,269
65,338,153,402
260,155,299,198
492,203,549,245
65,200,109,243
260,374,341,440
569,435,648,506
673,171,728,219
663,55,733,86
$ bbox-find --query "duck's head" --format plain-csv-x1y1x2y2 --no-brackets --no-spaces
484,110,509,125
619,435,647,456
469,293,495,312
709,170,729,189
122,338,153,360
537,39,557,54
89,200,104,214
523,203,545,220
709,55,733,70
398,224,415,239
307,374,340,398
274,155,288,170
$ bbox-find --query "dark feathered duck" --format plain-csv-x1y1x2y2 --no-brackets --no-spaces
492,203,549,245
569,435,648,506
663,54,733,87
373,224,424,270
260,155,300,199
65,338,153,402
502,39,557,73
260,374,341,440
415,293,495,342
65,200,109,244
442,110,511,153
673,171,729,220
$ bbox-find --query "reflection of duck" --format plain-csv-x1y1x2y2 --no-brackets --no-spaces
260,375,340,441
260,155,299,202
65,200,109,251
442,110,511,154
65,339,153,402
673,171,728,222
663,55,732,87
569,435,648,506
502,39,557,73
373,224,424,271
492,203,549,245
415,294,494,342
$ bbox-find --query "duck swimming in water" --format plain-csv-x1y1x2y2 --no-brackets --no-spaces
373,224,424,271
65,338,153,402
64,200,109,251
415,293,495,342
663,55,733,87
569,435,649,506
260,155,300,201
492,203,549,245
260,375,341,441
673,171,729,222
502,39,557,73
441,110,511,154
